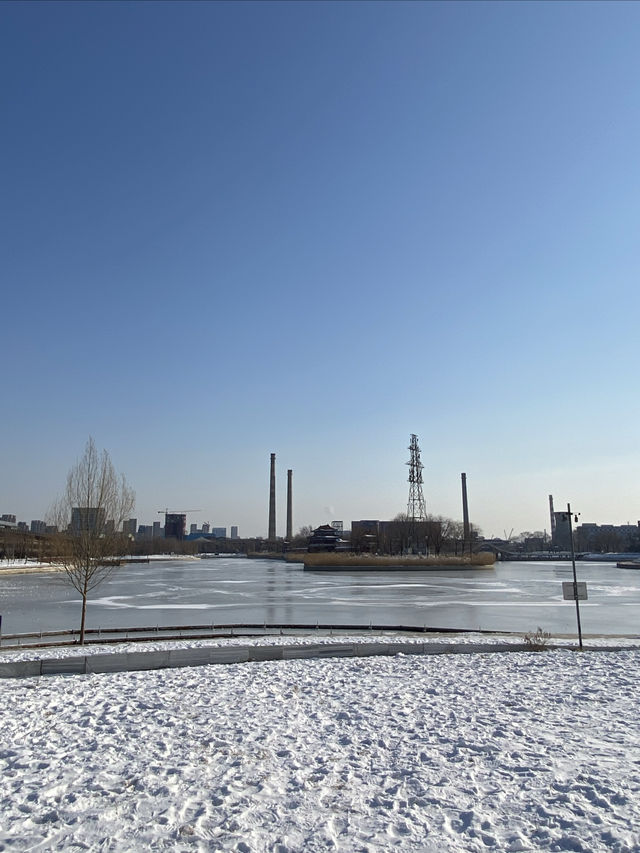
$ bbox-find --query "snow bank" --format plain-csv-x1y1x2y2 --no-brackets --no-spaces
1,646,639,851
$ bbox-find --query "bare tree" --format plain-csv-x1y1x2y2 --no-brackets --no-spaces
49,437,135,643
289,525,314,549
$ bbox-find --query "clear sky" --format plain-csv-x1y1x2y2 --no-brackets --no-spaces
3,1,640,538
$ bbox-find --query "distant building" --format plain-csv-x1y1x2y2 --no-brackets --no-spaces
552,511,572,550
230,526,238,539
350,520,380,550
165,513,186,540
1,514,16,523
202,522,210,534
30,520,47,534
17,522,29,531
331,521,344,532
190,523,198,535
137,525,153,540
574,520,640,553
122,518,138,536
153,521,162,538
351,518,443,554
211,527,227,538
71,507,106,534
308,524,343,552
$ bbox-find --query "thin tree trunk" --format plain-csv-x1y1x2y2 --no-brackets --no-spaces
80,577,88,644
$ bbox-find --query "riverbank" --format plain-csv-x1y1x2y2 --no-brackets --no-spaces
0,554,200,575
0,560,63,575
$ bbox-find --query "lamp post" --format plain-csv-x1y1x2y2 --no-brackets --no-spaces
566,503,583,650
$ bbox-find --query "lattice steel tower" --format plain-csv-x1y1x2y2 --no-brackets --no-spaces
406,434,427,521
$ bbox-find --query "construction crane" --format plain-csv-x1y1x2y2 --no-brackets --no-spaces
157,509,202,516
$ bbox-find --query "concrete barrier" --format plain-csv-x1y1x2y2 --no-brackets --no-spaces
316,644,355,658
248,646,284,662
0,660,42,678
40,658,86,675
86,654,124,674
283,644,324,659
168,648,213,668
0,639,590,681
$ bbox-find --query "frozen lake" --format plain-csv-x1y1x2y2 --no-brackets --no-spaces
1,557,639,636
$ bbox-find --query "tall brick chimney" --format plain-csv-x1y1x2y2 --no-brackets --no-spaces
286,469,293,541
268,453,276,540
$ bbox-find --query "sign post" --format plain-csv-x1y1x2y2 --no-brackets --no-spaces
564,503,584,649
562,582,587,601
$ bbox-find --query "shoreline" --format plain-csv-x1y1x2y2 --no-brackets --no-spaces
0,562,64,576
0,554,200,576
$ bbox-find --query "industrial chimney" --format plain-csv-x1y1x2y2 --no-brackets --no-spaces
286,469,293,541
268,453,276,540
461,473,470,550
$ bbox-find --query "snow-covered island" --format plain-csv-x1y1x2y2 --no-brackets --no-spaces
1,635,639,851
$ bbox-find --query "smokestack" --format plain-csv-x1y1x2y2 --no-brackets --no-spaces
461,473,470,544
268,453,276,540
549,495,556,537
286,469,293,541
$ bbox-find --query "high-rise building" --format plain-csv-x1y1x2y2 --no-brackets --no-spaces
212,527,227,538
153,521,162,538
202,522,210,534
71,507,106,534
30,520,47,534
230,526,238,539
122,518,138,536
165,514,186,540
190,523,198,535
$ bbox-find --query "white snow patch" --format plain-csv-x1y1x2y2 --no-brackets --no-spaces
1,643,639,850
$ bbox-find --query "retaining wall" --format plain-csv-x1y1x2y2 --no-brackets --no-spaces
0,641,530,680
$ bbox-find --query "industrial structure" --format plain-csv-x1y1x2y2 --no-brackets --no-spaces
406,434,426,522
286,469,293,541
461,473,470,545
265,453,295,541
268,453,276,540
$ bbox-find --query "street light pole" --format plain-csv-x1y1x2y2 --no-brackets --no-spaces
566,503,583,650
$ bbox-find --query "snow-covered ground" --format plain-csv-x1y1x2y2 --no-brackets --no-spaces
1,641,639,851
0,554,197,573
0,558,58,573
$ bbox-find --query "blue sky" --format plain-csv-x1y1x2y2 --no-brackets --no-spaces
3,1,640,538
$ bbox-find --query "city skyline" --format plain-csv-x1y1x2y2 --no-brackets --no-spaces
3,2,639,538
3,446,638,542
